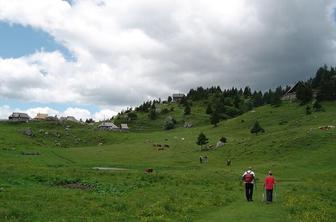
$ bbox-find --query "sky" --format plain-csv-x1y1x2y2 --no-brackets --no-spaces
0,0,335,120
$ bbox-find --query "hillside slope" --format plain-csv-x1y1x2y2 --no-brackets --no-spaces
0,101,335,221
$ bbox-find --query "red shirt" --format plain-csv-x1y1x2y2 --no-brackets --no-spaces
264,175,275,190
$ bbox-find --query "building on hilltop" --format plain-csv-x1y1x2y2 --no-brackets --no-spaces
172,93,185,102
282,83,300,101
282,82,319,101
120,123,129,131
34,113,48,120
98,122,119,131
8,112,30,122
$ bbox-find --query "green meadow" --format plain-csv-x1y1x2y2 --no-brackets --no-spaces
0,102,335,221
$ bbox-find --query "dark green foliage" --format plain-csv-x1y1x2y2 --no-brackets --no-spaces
313,100,323,112
313,65,336,101
163,116,176,130
136,101,152,112
252,91,264,107
210,110,220,127
206,104,213,114
219,136,227,143
296,82,313,104
196,132,208,146
250,121,265,135
161,108,170,114
184,104,191,115
243,86,252,97
127,112,138,121
306,106,311,115
85,118,95,123
167,96,172,103
148,109,157,120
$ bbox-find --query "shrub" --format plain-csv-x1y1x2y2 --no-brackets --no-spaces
250,121,265,135
196,132,209,146
164,116,176,130
219,136,227,143
306,106,311,115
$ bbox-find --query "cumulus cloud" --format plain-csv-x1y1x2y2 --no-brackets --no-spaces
0,0,335,111
0,105,119,121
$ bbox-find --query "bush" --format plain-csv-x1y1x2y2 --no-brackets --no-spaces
313,100,323,112
250,121,265,135
164,116,176,130
196,132,209,146
306,106,311,115
219,136,227,143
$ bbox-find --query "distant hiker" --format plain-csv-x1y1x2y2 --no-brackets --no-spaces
227,159,231,166
242,167,256,201
199,156,203,164
264,170,276,203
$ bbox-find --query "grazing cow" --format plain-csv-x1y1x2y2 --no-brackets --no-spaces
144,168,154,173
227,159,231,166
157,147,164,151
157,144,162,147
164,144,170,148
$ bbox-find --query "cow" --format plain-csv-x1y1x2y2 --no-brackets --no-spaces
164,144,170,148
157,147,164,151
144,168,154,173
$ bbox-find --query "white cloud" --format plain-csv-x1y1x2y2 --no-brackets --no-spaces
0,105,12,119
0,105,118,121
0,0,335,111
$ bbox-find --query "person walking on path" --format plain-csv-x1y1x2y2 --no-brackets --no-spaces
264,170,276,203
242,167,256,201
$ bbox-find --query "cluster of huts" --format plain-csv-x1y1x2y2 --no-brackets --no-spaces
8,112,78,123
97,122,129,131
7,112,129,131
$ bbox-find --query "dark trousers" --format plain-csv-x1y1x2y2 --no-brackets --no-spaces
266,189,273,202
245,183,254,201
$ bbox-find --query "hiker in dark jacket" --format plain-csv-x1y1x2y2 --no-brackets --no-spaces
264,170,276,203
242,167,256,201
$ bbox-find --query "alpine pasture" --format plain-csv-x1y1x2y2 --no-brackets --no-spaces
0,102,335,222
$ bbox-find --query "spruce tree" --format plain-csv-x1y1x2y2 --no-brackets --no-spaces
210,110,220,127
196,132,209,146
250,121,265,135
184,104,191,115
206,104,213,114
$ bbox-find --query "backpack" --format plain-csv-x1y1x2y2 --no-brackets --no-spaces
244,172,254,183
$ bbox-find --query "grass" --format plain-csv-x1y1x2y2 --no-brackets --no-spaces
0,101,335,221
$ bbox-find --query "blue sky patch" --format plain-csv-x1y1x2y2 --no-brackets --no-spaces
0,22,73,59
0,99,100,114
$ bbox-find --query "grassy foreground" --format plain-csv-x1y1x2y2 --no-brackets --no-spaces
0,102,335,221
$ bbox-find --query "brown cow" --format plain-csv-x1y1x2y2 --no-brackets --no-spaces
164,144,170,148
144,168,154,173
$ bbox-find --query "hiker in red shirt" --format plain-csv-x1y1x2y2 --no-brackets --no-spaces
264,170,276,203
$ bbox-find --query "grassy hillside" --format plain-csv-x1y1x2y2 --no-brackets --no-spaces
0,101,335,221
